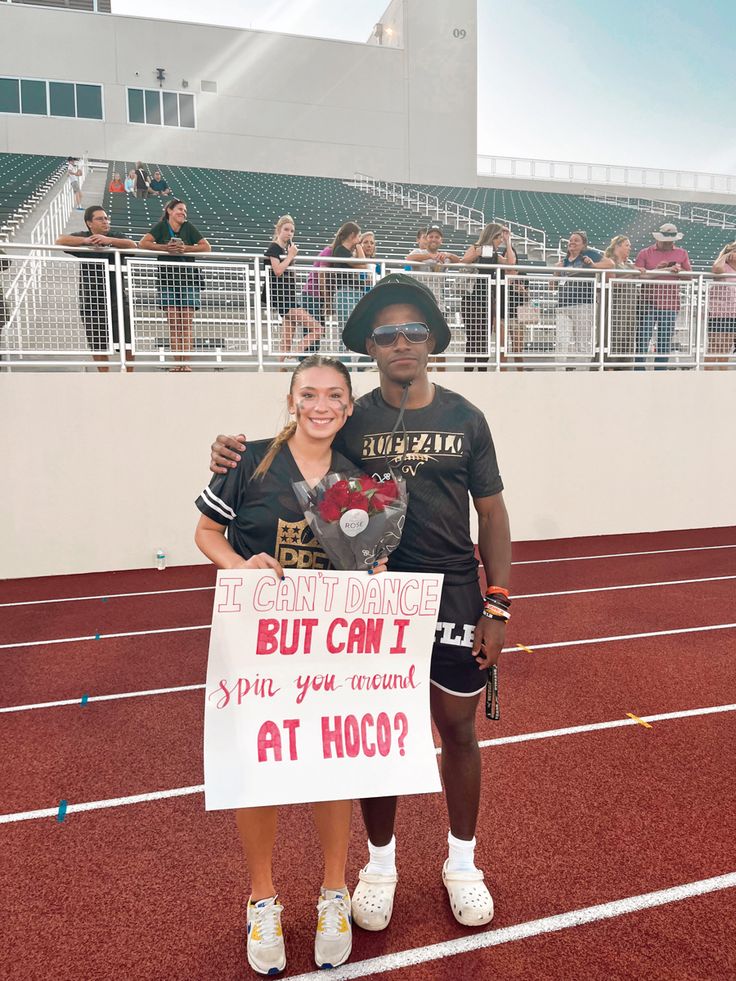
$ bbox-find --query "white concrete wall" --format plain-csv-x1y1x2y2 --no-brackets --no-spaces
0,0,477,185
1,372,734,580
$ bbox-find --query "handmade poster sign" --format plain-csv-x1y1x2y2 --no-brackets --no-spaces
204,569,443,809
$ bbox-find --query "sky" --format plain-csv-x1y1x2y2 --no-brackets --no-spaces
111,0,736,176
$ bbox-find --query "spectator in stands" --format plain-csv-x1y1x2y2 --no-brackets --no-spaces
149,170,173,198
56,206,137,372
706,241,736,369
67,157,83,210
634,224,692,369
359,231,379,271
0,249,10,339
124,170,135,194
328,221,366,329
264,214,324,358
139,199,212,370
413,227,428,253
555,230,612,367
108,173,125,194
460,223,518,370
603,235,640,367
134,161,151,200
300,223,365,349
406,224,462,270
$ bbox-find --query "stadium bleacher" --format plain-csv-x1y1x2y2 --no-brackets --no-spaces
0,153,65,240
97,161,736,270
417,185,735,268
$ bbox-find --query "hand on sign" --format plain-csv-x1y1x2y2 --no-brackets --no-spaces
372,557,389,575
472,615,505,670
211,433,246,474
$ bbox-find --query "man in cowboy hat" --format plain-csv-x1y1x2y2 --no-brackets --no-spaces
634,224,692,368
208,273,511,931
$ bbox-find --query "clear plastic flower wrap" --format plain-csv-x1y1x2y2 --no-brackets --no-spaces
292,471,407,571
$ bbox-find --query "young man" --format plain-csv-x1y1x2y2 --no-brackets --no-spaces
56,207,136,371
406,224,462,271
634,223,692,369
149,171,173,197
208,274,511,932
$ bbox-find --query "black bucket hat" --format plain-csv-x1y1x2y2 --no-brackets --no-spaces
341,273,451,355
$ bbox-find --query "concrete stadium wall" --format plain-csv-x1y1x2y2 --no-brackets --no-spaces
0,0,477,186
1,372,733,580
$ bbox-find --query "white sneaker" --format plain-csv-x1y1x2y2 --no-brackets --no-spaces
351,866,398,931
246,896,286,976
442,859,494,926
314,888,352,969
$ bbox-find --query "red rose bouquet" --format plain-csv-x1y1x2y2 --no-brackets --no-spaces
292,471,407,570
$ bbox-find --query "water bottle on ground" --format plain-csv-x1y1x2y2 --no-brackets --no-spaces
156,549,166,571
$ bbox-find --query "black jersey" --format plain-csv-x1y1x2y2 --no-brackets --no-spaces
333,385,503,584
195,438,355,570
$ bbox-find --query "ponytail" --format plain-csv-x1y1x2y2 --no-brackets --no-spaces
253,421,297,479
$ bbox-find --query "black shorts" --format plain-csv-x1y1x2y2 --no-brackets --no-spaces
430,579,486,696
80,290,131,352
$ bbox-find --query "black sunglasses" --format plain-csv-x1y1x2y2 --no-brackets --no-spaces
370,322,431,347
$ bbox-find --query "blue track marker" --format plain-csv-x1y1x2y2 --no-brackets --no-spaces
57,800,68,823
94,633,100,640
101,597,108,603
81,694,89,706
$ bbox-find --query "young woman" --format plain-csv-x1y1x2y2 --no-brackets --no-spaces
108,173,125,193
195,356,384,975
460,223,518,370
139,199,211,370
264,215,324,358
555,230,612,367
707,242,736,369
325,222,365,330
603,235,641,366
124,170,135,194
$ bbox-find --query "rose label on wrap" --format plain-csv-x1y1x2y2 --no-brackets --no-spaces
203,568,443,810
292,471,407,570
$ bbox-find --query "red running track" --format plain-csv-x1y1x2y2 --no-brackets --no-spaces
1,527,735,980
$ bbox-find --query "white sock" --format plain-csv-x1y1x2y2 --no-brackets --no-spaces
446,831,477,873
364,835,396,876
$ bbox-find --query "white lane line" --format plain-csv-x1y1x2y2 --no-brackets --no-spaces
2,702,735,822
0,784,204,824
475,702,736,750
0,624,209,651
513,574,736,600
0,683,207,714
3,543,734,609
0,586,213,608
6,617,733,655
512,543,736,565
285,872,736,981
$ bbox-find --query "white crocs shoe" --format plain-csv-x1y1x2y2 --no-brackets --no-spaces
351,866,398,931
442,859,494,926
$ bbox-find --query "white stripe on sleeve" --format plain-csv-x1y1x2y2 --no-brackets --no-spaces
201,486,236,522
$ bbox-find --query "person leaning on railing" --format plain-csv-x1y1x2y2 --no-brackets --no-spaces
707,241,736,370
555,230,613,368
139,198,211,371
603,235,641,368
633,223,692,370
0,249,10,338
459,223,517,371
329,222,367,331
56,206,137,372
264,214,324,359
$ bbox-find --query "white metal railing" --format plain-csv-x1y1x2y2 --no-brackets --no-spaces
479,154,736,196
33,156,87,246
1,242,734,371
582,193,736,232
444,200,484,234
